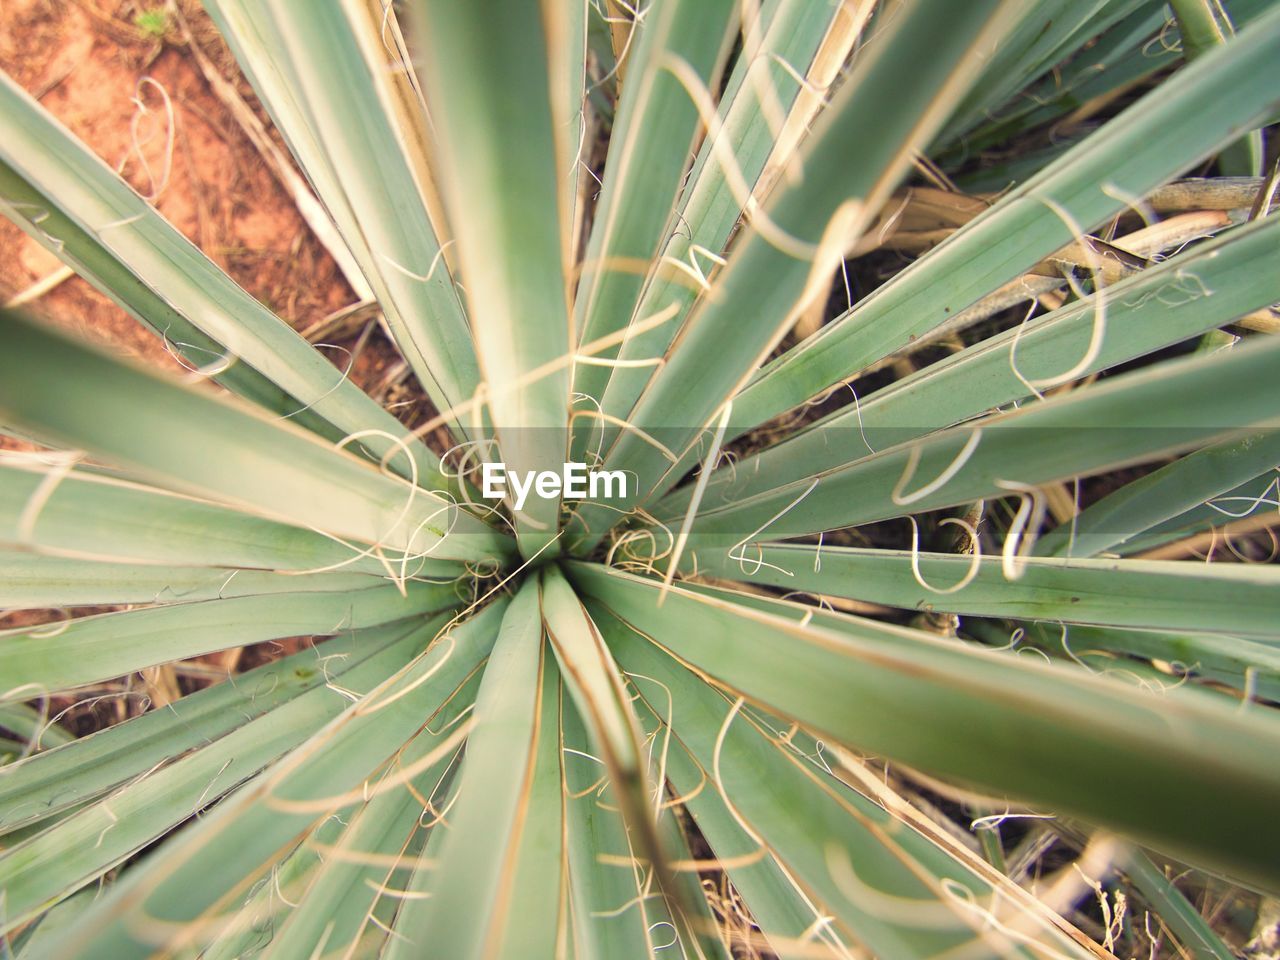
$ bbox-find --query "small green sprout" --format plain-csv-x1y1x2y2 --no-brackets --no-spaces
134,8,169,41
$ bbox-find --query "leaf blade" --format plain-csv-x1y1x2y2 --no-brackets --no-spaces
571,562,1280,890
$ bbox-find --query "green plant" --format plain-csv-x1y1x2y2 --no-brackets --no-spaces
1,1,1279,957
133,7,171,42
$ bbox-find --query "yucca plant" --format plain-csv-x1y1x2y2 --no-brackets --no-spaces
2,0,1279,957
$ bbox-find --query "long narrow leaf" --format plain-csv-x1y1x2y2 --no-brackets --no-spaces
407,0,576,556
571,0,1025,549
661,212,1280,515
0,553,417,608
570,0,737,409
604,602,1097,960
570,562,1280,890
0,74,438,482
201,0,482,436
265,679,477,960
0,580,454,697
0,614,448,934
590,0,867,460
41,598,505,959
657,333,1280,543
1036,432,1280,558
687,545,1280,640
729,6,1280,442
0,623,420,833
0,310,509,564
385,583,564,960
